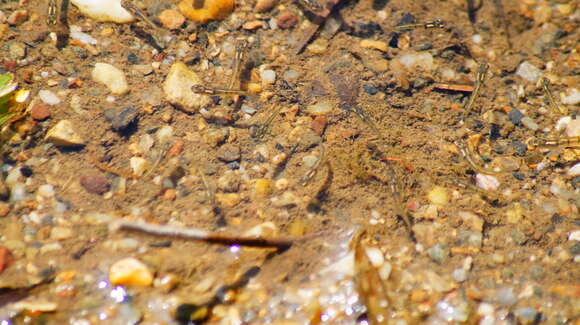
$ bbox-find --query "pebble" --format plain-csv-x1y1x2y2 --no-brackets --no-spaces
158,9,185,30
271,191,301,207
396,51,435,71
92,63,129,95
38,90,61,105
363,85,378,95
515,61,542,83
427,243,448,264
217,144,241,162
427,186,449,205
260,69,276,85
153,273,180,293
276,11,298,29
156,125,173,144
216,193,241,208
569,230,580,241
50,226,74,240
305,101,333,116
244,222,277,238
37,184,55,198
241,105,256,115
130,157,148,177
508,108,524,125
30,103,50,120
164,62,211,112
364,247,384,267
452,268,468,282
8,42,26,59
70,25,97,45
476,174,500,191
80,175,111,195
494,287,517,306
217,171,240,192
45,120,85,147
7,10,28,25
254,179,272,197
458,211,484,232
109,257,153,287
0,246,14,274
307,39,329,54
520,116,539,130
71,0,134,23
360,39,388,52
565,119,580,137
104,106,138,131
514,307,538,325
283,70,299,81
204,128,228,147
561,88,579,105
177,0,234,23
255,0,277,12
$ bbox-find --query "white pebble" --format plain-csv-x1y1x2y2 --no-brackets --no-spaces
138,134,154,153
38,90,61,105
305,101,333,116
71,0,134,23
565,119,580,137
567,163,580,176
396,52,435,71
37,184,55,198
476,174,500,191
156,125,173,144
10,183,26,201
260,69,276,85
472,34,482,44
452,268,468,282
241,105,256,115
130,157,148,177
92,63,129,95
70,25,98,45
555,116,571,132
569,230,580,241
561,88,580,105
378,262,392,280
364,247,384,267
515,61,542,83
283,70,299,80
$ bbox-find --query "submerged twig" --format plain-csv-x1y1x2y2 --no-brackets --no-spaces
110,219,296,249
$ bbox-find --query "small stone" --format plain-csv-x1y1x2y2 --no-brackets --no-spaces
217,144,241,162
50,226,74,240
217,171,240,192
561,89,580,105
427,244,448,264
31,103,50,120
494,287,517,306
311,116,327,135
130,157,148,177
8,42,26,59
360,39,388,52
260,69,276,85
109,257,153,287
395,51,435,71
104,106,138,131
255,0,277,12
452,268,468,282
283,70,299,81
158,9,185,30
80,175,111,195
45,120,85,147
568,230,580,241
254,179,271,198
565,119,580,137
204,128,228,147
92,63,129,95
364,247,384,267
216,193,241,208
307,38,328,54
476,174,500,191
271,191,301,207
305,101,333,116
0,246,14,274
458,211,484,232
363,85,378,95
276,11,298,29
71,0,134,23
156,125,173,144
243,20,265,30
514,307,538,325
7,10,28,25
427,186,448,205
164,62,211,112
38,90,61,105
508,108,524,125
0,202,10,217
163,189,177,201
515,61,542,83
520,116,539,130
177,0,234,23
244,222,277,238
153,273,180,293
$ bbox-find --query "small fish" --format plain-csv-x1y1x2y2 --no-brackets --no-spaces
191,84,251,97
463,62,489,114
541,77,568,115
394,19,445,31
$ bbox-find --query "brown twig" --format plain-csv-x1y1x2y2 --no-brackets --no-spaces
109,219,296,249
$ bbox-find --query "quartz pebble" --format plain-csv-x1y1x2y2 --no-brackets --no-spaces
109,257,153,287
427,186,448,205
515,61,542,83
71,0,134,23
565,119,580,137
164,62,211,112
476,174,500,191
130,157,148,177
92,63,129,95
396,52,435,71
38,90,61,105
45,120,85,147
305,101,333,116
561,88,579,105
50,227,74,240
70,25,97,45
260,69,276,85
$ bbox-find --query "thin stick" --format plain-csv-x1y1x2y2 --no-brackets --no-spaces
109,219,295,249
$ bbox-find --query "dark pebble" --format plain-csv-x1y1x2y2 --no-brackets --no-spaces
349,21,383,38
226,161,240,170
512,172,525,180
489,123,501,141
569,242,580,255
276,12,298,29
511,140,527,156
217,144,241,162
363,85,378,95
20,166,33,177
551,213,563,224
104,106,139,131
80,175,111,195
127,52,139,64
508,108,524,125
